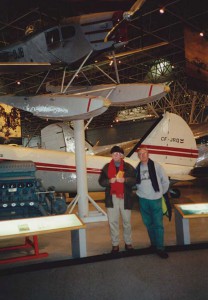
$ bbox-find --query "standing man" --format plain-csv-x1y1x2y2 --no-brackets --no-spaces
136,147,170,259
99,145,136,253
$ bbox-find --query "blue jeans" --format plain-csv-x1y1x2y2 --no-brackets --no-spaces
139,197,164,250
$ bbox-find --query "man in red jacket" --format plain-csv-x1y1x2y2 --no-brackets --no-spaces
99,145,136,253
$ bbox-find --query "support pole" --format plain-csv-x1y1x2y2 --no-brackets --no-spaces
73,120,89,218
72,120,107,222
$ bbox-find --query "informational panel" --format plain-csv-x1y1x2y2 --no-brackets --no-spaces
175,203,208,218
0,214,85,240
174,203,208,245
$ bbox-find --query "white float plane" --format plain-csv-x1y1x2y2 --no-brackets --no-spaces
0,112,198,194
0,0,170,120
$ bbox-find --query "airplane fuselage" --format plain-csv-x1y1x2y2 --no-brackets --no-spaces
0,12,127,67
0,145,112,193
0,143,196,194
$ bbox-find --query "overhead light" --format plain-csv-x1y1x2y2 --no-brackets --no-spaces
159,8,165,14
199,32,204,37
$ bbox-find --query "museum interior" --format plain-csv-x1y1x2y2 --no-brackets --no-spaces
0,1,207,299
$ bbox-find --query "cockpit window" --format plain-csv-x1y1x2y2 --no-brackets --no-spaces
61,26,75,40
45,28,60,49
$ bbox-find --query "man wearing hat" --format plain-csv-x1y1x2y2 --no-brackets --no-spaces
99,145,136,253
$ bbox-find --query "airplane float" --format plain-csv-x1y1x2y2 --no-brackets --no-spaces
46,83,170,107
0,94,111,121
0,82,169,120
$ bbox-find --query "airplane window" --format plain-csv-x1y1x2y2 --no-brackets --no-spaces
45,28,60,49
61,26,75,40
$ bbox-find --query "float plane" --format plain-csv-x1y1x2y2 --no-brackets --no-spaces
0,0,169,119
0,0,159,74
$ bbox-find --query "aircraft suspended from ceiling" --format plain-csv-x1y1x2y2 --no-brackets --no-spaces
0,0,166,74
0,0,169,120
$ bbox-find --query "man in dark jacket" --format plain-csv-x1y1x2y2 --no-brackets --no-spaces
99,145,136,253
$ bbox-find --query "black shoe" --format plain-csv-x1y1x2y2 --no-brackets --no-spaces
156,249,169,259
111,246,119,254
125,244,134,251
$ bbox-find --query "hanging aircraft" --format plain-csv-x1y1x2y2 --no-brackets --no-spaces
0,0,170,119
0,112,198,194
0,0,166,75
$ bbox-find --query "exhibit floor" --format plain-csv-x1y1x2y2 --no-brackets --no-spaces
0,178,208,270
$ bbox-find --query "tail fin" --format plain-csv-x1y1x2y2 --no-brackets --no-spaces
127,112,198,168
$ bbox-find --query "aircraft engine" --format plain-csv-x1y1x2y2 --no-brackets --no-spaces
0,160,67,220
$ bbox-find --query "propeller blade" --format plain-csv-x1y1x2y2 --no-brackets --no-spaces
104,0,146,42
123,0,146,20
104,19,125,43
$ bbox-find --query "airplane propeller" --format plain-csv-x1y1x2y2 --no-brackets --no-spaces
104,0,146,43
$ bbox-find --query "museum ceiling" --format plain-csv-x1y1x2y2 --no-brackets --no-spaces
0,0,207,139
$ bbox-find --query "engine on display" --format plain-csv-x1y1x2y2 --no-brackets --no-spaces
0,160,67,220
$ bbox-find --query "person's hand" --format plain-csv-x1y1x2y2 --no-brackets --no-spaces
110,178,117,183
116,177,125,183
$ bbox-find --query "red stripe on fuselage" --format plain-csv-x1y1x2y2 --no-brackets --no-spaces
35,162,101,174
138,144,198,158
0,159,101,174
